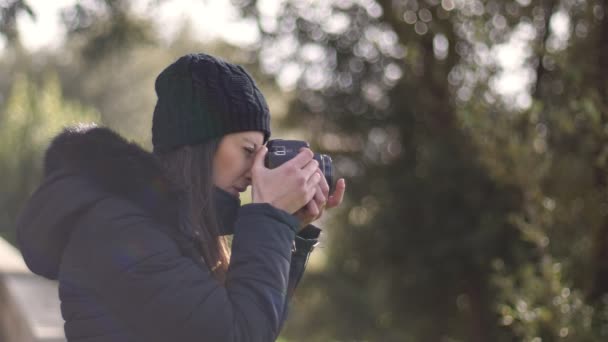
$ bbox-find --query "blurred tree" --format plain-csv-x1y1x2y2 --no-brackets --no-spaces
60,0,163,63
0,73,100,244
234,0,608,340
0,0,34,47
235,1,528,341
467,1,608,340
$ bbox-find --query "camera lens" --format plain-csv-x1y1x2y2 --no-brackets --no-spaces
317,153,333,192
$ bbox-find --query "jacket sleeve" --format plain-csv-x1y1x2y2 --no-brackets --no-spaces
275,224,322,335
287,224,322,299
73,199,300,342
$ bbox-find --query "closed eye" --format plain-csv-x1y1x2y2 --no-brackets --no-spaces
243,147,254,155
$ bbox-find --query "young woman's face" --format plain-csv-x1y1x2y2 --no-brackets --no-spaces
213,130,264,198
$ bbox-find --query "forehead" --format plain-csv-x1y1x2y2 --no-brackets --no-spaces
228,131,264,145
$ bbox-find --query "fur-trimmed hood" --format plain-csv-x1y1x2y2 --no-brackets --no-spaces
15,123,240,279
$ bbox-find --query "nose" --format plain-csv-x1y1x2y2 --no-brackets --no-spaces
244,168,253,187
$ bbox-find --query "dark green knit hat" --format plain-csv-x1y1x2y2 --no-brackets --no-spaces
152,53,271,153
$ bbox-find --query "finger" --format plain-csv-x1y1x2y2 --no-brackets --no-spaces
304,173,322,202
313,183,326,204
303,200,314,216
297,201,315,225
252,145,268,170
318,172,330,200
283,148,314,169
314,188,326,220
305,171,322,188
327,178,346,207
327,178,346,208
301,159,320,181
307,198,320,217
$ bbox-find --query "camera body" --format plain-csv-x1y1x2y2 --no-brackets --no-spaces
264,139,334,193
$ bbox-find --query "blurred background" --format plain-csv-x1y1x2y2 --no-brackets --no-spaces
2,0,608,341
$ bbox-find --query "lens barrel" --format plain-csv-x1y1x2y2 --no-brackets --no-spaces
314,153,333,193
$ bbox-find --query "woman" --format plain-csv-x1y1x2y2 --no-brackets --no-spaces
16,53,346,341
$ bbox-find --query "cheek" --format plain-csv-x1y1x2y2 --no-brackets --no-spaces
213,149,247,186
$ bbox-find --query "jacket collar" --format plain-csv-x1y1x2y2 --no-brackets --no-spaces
212,186,241,235
17,124,243,279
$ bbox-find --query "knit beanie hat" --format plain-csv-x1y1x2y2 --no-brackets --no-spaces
152,53,271,153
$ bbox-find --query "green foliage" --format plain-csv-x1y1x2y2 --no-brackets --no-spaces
0,73,100,243
493,255,602,341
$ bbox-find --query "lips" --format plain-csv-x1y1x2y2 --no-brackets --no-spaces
232,187,246,197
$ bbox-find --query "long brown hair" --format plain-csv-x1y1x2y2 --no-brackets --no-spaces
155,138,231,284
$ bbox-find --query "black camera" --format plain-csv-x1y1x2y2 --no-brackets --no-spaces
264,139,334,193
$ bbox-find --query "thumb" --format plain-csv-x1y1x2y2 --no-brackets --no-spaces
253,145,268,170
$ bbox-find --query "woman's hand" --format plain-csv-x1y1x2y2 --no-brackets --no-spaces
251,146,323,215
293,165,346,230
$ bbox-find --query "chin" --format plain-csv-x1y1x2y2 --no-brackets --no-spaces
229,187,240,198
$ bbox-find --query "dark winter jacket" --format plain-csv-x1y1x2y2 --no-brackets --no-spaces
15,125,321,342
